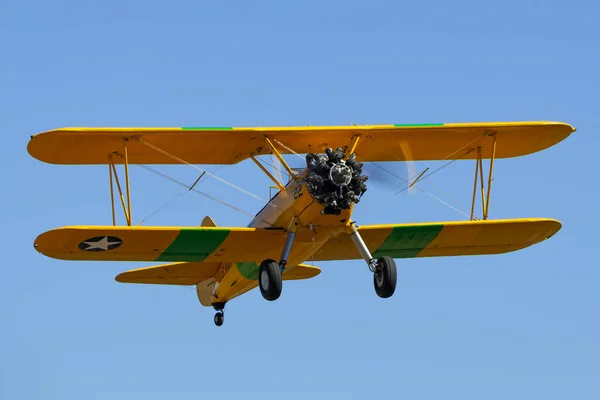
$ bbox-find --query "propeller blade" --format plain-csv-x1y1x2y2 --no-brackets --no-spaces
398,139,417,195
354,138,419,194
362,162,407,188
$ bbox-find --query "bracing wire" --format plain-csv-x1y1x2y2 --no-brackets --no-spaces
137,137,267,203
136,190,188,225
266,153,290,182
136,137,285,215
132,163,276,225
371,158,470,216
356,134,486,218
367,159,469,217
135,165,225,225
272,138,305,160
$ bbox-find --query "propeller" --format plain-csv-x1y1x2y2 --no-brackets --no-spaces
265,138,421,196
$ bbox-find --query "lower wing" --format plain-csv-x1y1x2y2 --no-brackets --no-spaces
33,218,560,264
313,218,561,261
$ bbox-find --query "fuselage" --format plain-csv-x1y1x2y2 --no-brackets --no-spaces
211,170,353,303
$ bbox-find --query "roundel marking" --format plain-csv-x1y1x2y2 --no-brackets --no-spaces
78,236,123,252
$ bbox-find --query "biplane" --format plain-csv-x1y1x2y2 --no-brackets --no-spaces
28,121,574,326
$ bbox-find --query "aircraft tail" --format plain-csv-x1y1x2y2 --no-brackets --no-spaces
201,216,217,227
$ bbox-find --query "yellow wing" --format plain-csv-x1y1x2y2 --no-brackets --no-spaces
314,218,561,260
34,218,561,264
27,121,574,165
115,262,320,285
33,225,287,263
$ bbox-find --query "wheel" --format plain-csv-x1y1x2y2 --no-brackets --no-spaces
214,312,224,326
258,259,282,301
374,256,397,298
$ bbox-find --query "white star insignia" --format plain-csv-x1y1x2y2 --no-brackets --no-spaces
82,236,121,251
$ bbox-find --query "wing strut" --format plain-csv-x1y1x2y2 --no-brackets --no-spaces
470,133,497,220
123,138,133,226
264,137,297,180
108,154,132,225
250,155,285,190
484,133,498,219
345,134,361,160
108,160,116,226
469,151,479,221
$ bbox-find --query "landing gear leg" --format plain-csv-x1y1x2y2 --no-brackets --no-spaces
259,230,296,301
278,231,296,272
348,222,397,298
213,302,225,327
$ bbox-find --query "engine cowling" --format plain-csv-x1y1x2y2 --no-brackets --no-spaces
304,147,368,215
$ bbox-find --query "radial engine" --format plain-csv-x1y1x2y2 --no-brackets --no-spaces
304,148,368,215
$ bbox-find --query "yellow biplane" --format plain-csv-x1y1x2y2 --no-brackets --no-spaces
28,121,574,326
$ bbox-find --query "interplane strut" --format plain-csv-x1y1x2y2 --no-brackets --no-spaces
470,133,497,220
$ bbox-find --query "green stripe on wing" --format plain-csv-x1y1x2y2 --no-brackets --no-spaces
373,224,444,258
155,229,230,262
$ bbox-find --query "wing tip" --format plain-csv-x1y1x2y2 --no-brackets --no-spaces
541,218,562,240
283,263,322,280
114,272,129,283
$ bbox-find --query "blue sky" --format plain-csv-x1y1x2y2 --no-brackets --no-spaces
2,1,599,398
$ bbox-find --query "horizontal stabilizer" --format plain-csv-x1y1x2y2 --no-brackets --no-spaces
116,262,321,285
282,264,321,281
116,262,220,285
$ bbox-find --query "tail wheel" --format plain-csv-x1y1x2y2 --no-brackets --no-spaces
374,256,397,298
259,259,282,301
214,312,224,327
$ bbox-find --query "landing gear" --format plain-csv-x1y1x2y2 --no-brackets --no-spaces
259,229,296,301
258,259,282,301
373,256,397,298
212,302,226,327
348,222,397,298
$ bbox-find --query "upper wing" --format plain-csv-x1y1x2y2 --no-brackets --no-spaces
27,121,574,165
34,225,287,263
313,218,561,261
115,261,321,285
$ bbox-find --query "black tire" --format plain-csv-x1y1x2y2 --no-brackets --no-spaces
258,259,282,301
374,256,397,298
214,312,224,326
